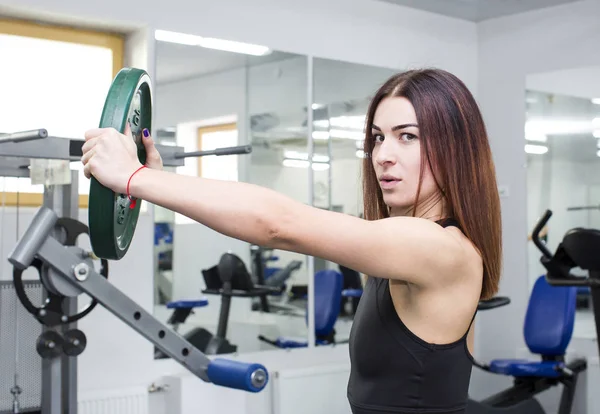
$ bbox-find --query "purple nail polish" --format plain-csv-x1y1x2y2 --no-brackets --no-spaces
143,129,149,138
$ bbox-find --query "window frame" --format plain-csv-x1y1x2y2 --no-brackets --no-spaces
0,17,125,208
196,122,238,178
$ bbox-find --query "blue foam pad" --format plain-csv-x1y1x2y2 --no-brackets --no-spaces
166,299,208,309
264,267,281,279
489,359,565,378
342,289,363,298
275,337,308,348
313,270,343,336
273,337,332,348
206,358,269,392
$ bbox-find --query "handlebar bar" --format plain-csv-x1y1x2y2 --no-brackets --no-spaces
532,209,553,259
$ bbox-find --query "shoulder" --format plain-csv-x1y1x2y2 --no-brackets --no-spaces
440,224,484,287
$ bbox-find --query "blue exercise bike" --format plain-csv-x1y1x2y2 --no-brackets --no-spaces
467,209,598,413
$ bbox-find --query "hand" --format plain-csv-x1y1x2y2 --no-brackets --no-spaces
81,124,162,194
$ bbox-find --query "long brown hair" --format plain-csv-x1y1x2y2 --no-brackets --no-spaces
362,68,502,300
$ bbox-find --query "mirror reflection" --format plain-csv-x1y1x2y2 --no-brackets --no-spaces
151,35,404,358
525,66,600,342
310,58,399,344
152,36,310,357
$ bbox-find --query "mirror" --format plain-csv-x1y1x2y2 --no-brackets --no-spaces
246,54,310,328
310,58,399,343
151,33,405,357
151,33,310,357
525,66,600,341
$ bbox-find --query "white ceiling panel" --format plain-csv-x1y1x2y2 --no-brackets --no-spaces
375,0,580,22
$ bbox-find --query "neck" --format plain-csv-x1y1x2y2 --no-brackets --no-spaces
389,193,448,221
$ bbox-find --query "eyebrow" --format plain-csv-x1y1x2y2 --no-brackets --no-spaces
372,123,419,131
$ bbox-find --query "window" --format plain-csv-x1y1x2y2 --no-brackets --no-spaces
171,121,238,224
0,18,124,207
197,123,239,182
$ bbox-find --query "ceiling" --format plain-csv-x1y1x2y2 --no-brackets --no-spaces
155,41,299,84
376,0,579,22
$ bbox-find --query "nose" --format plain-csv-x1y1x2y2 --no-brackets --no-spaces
374,137,397,167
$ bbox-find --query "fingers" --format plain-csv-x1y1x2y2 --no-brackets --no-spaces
81,137,98,154
141,128,163,170
84,126,124,141
123,122,133,141
83,159,92,179
81,136,98,177
141,128,155,150
84,128,108,141
81,147,95,166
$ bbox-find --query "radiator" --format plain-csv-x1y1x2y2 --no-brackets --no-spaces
78,386,149,414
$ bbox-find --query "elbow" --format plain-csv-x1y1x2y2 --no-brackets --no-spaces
261,208,294,250
263,220,282,248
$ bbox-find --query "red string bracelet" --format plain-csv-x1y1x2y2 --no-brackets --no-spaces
127,165,147,209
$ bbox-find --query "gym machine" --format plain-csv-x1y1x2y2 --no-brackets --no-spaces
532,209,600,357
199,252,283,354
9,205,268,410
249,244,303,313
466,209,598,414
0,67,266,414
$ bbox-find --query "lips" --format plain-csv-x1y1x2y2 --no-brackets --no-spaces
379,174,401,189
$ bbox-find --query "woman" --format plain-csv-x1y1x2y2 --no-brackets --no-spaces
82,68,502,414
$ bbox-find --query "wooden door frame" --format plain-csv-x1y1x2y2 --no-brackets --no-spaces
196,122,238,177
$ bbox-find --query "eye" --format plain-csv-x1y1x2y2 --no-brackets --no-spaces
372,133,384,143
400,133,417,142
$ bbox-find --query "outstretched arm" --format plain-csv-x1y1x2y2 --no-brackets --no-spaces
82,127,470,288
130,169,467,286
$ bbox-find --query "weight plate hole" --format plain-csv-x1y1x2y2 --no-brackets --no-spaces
133,311,141,320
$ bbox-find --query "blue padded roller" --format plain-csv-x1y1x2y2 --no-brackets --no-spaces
206,358,269,392
166,299,209,309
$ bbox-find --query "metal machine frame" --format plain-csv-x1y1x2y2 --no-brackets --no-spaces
0,129,264,414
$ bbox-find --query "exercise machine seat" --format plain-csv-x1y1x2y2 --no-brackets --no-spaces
488,360,566,378
313,269,344,337
342,289,363,298
524,275,576,355
271,337,331,348
164,298,209,327
488,275,576,378
166,299,209,309
259,270,343,348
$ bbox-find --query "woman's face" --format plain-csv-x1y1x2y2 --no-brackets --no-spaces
370,96,440,217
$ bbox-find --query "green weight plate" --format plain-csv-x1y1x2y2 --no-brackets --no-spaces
88,67,152,260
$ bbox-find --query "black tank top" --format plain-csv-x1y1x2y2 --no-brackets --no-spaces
346,218,477,414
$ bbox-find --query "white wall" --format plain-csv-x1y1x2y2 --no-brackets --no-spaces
526,66,600,101
0,0,478,89
474,0,600,409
